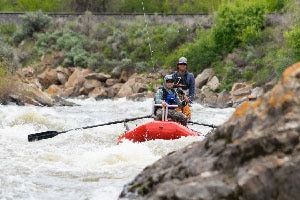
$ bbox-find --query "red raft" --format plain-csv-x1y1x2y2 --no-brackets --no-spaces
117,120,200,144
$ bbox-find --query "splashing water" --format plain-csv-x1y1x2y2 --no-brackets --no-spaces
0,98,234,200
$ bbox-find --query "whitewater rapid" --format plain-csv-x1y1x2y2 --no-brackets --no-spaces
0,98,235,200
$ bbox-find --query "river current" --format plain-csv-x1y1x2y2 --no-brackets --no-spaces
0,98,235,200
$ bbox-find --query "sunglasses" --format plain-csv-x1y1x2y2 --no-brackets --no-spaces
166,80,173,83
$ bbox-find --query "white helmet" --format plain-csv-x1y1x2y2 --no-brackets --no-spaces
177,57,188,65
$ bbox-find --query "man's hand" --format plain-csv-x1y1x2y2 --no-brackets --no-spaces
162,101,168,108
184,96,189,102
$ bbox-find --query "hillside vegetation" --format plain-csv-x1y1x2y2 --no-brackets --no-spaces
0,0,299,100
0,0,286,14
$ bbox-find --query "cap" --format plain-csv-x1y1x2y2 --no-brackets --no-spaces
164,74,174,82
177,57,188,65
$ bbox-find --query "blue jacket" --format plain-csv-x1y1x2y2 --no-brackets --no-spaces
172,71,195,102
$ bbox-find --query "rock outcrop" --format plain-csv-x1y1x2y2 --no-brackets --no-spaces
119,62,300,200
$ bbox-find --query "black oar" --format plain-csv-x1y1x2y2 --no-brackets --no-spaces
28,115,152,142
188,121,218,129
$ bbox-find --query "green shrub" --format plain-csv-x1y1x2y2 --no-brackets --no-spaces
63,46,88,67
163,29,219,74
35,31,62,54
15,0,63,12
185,29,219,73
57,30,88,51
242,70,254,81
135,62,149,73
150,24,192,64
12,11,52,44
91,23,114,41
101,59,120,73
265,0,288,12
0,24,17,36
284,26,300,59
212,61,237,91
105,30,129,59
213,0,266,53
87,53,104,71
12,31,26,44
252,66,273,85
163,46,188,70
34,30,90,67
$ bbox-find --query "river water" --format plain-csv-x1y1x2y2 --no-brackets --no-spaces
0,98,235,200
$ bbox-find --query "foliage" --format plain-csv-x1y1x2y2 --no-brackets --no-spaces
252,65,273,86
182,29,220,74
35,30,91,67
12,11,52,44
87,53,103,71
265,0,289,12
0,24,17,37
0,0,291,14
149,24,192,64
284,26,300,60
163,28,220,76
135,61,149,73
257,43,296,82
212,0,266,54
212,61,236,91
16,0,63,12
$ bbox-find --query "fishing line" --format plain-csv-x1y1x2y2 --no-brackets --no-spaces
141,0,155,72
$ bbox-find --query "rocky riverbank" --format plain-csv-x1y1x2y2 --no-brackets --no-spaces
6,58,271,108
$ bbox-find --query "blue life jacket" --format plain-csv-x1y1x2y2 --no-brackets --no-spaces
153,88,177,115
165,93,176,105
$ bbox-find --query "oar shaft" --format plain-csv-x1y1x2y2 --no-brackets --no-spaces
28,115,152,142
78,115,152,130
188,121,217,128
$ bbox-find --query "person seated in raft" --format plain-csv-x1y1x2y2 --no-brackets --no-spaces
175,89,191,120
154,74,189,126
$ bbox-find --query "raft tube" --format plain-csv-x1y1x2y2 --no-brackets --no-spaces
117,120,200,144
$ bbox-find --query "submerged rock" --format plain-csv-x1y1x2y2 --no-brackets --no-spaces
119,62,300,200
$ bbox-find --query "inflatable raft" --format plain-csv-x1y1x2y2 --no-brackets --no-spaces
117,104,200,144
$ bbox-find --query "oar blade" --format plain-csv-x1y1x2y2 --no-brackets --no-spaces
28,131,59,142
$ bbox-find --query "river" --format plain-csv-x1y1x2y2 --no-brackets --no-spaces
0,98,235,200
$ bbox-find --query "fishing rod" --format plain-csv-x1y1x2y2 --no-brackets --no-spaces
28,115,152,142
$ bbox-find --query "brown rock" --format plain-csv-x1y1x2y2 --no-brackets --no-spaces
82,79,102,95
105,78,118,87
117,73,148,97
37,68,59,89
64,67,92,97
45,84,63,98
56,66,70,85
85,72,111,82
88,87,108,99
195,68,215,89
